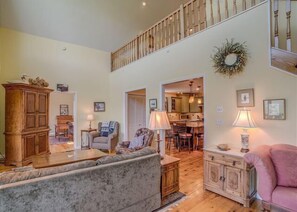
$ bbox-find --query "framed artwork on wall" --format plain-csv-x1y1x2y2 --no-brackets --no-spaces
236,88,254,107
94,102,105,112
263,99,286,120
149,99,157,109
57,84,69,92
60,104,69,115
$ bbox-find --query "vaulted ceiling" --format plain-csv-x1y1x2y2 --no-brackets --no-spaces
0,0,189,52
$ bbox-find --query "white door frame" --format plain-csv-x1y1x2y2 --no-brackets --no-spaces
123,87,147,140
159,73,207,153
50,91,78,149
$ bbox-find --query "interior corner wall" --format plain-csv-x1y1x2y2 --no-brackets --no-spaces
108,2,297,153
0,28,111,153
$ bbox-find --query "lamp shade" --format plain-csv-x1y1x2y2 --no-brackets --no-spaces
87,114,94,121
148,111,171,130
233,109,256,128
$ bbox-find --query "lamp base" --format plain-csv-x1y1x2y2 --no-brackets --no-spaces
241,133,249,153
156,139,164,160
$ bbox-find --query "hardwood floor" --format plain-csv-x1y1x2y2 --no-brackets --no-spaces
165,146,262,212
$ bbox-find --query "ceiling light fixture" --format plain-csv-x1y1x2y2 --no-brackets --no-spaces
188,81,194,104
142,2,146,6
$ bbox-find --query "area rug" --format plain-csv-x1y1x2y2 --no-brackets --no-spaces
154,192,186,212
49,136,71,145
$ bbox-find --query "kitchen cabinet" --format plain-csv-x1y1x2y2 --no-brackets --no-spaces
204,148,257,207
190,97,203,113
181,95,189,113
171,97,181,113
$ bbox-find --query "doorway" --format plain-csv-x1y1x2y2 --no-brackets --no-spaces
126,89,146,140
162,77,204,154
49,91,76,152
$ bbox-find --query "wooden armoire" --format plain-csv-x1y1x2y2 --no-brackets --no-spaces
3,83,53,166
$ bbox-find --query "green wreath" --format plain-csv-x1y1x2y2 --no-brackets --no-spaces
211,39,248,78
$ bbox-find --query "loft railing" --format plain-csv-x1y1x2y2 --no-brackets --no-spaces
271,0,297,74
111,0,264,71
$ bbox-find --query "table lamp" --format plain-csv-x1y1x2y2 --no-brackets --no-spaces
233,109,256,153
148,110,171,158
87,114,94,130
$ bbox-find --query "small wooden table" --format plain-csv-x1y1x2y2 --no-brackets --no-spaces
32,149,107,169
161,155,180,200
81,129,97,149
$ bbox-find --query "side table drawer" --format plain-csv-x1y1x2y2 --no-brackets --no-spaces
204,151,244,169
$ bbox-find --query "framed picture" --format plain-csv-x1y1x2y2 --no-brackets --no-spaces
60,104,69,115
236,89,254,107
263,99,286,120
94,102,105,112
149,99,157,109
57,84,69,92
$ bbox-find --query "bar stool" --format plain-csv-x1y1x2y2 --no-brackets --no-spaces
178,133,192,153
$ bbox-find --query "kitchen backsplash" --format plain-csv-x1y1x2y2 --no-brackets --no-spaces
168,113,203,121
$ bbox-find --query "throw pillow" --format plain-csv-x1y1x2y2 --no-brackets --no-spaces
100,121,110,137
270,145,297,187
128,135,145,149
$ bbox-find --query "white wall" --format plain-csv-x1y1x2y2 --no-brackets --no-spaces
49,92,74,136
0,28,111,152
107,2,297,154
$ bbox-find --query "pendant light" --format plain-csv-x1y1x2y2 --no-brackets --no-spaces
189,81,194,103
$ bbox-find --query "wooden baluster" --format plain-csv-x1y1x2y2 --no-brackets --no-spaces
160,21,163,48
286,0,291,51
274,0,279,48
136,36,139,60
225,0,229,19
164,19,167,46
242,0,246,11
191,1,195,33
168,18,171,44
197,0,200,31
156,24,159,50
210,0,214,25
172,15,176,42
251,0,256,6
233,0,237,15
185,5,189,36
199,0,206,29
179,5,185,39
217,0,221,22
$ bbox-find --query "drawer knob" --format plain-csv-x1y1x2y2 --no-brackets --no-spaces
233,161,236,166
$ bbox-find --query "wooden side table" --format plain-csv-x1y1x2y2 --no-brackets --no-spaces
81,129,97,149
161,155,180,200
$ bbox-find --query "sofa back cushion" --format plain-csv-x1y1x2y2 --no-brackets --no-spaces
0,160,96,185
96,147,157,165
270,144,297,187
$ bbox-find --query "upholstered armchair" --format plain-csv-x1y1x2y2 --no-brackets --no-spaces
116,128,154,154
88,121,119,153
244,144,297,212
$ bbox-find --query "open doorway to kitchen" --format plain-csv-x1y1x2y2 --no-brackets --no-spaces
161,77,205,204
126,89,146,140
49,91,76,153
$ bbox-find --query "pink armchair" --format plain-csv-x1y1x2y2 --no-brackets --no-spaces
244,144,297,212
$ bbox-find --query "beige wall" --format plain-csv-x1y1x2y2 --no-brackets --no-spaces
0,28,111,152
108,2,297,154
0,2,296,156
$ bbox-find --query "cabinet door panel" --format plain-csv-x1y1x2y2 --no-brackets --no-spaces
38,93,47,113
37,133,48,154
206,161,223,189
224,166,242,197
24,135,36,158
25,92,36,129
38,115,47,128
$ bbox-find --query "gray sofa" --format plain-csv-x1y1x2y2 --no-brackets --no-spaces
0,147,161,212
